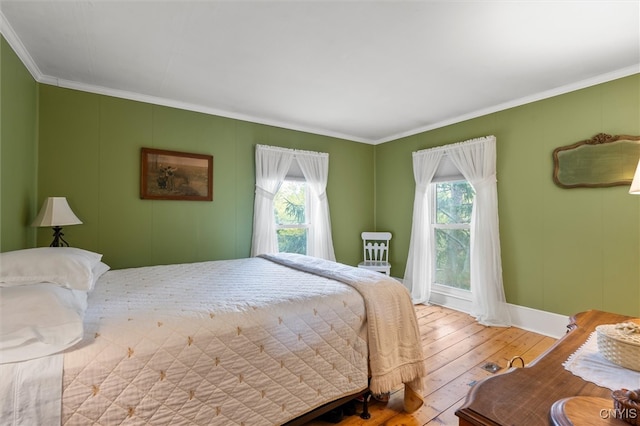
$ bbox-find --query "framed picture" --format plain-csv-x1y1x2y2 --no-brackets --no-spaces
141,148,213,201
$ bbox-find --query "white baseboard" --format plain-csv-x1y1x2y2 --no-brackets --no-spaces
506,303,569,339
394,277,569,339
427,294,568,339
428,290,474,316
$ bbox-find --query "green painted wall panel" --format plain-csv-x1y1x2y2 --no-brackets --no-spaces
601,188,637,314
497,107,545,310
37,86,101,250
374,139,415,276
0,37,37,251
376,74,640,317
35,86,374,269
98,96,154,267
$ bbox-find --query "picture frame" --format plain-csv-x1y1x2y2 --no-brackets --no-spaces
552,133,640,189
140,148,213,201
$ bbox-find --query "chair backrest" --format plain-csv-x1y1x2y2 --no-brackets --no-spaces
361,232,392,262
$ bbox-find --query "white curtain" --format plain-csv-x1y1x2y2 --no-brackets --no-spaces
405,136,511,327
297,151,336,261
250,145,294,256
404,149,444,304
250,144,336,261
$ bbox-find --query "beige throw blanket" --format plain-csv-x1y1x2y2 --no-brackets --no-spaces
260,253,425,413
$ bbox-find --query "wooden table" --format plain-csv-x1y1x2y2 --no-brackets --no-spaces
455,310,634,426
549,396,627,425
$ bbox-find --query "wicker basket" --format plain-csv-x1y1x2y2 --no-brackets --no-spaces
612,389,640,425
596,319,640,372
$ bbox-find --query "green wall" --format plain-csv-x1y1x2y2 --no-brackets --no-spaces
2,36,639,318
36,85,374,268
376,74,640,317
0,37,38,251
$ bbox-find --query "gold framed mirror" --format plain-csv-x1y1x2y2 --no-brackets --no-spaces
552,133,640,189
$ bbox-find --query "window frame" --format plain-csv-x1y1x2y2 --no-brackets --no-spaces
431,179,473,301
274,178,310,254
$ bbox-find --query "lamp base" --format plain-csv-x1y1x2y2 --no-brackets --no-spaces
50,226,70,247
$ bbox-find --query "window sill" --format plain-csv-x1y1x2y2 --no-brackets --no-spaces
429,284,472,314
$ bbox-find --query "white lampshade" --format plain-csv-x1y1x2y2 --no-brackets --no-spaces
31,197,83,227
630,160,640,194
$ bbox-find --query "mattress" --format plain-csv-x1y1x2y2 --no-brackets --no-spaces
61,257,369,425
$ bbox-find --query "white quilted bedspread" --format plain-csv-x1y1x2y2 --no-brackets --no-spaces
61,257,368,425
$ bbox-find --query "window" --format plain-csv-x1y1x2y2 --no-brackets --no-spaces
433,180,474,291
274,180,308,254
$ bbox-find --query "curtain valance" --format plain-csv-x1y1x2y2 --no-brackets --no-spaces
251,144,335,261
405,135,511,327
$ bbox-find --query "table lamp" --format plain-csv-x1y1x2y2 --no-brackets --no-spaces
31,197,83,247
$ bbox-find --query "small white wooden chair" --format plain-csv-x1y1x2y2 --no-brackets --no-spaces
357,232,392,275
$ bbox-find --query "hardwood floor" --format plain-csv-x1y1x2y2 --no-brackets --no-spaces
305,304,558,426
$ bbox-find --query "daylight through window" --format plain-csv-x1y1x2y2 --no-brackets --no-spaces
433,181,474,291
274,180,308,254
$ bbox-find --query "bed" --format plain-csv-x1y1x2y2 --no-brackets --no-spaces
0,248,424,425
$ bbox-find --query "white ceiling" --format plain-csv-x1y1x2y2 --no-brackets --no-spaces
1,1,639,144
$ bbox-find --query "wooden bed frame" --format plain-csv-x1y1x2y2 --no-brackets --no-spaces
285,389,371,425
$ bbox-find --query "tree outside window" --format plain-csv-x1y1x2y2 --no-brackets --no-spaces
274,180,308,254
434,181,474,290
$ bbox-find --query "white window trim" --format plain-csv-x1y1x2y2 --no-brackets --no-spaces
430,180,473,302
430,284,473,314
275,179,310,253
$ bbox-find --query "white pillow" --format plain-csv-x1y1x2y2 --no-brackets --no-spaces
91,261,111,290
0,283,87,364
0,247,103,291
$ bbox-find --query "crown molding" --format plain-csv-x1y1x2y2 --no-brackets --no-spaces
2,9,637,147
0,10,372,144
374,65,640,145
51,77,373,144
0,10,43,81
49,65,640,147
